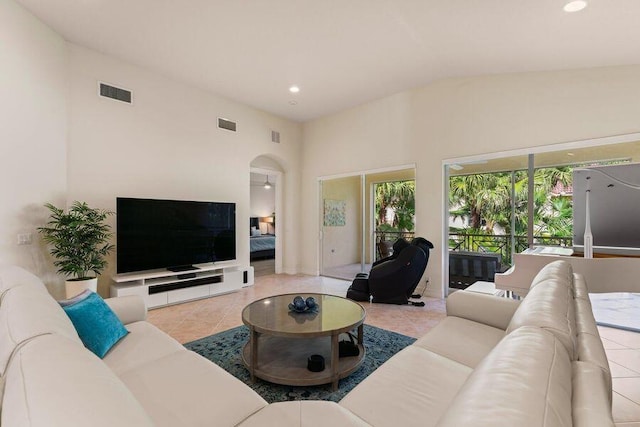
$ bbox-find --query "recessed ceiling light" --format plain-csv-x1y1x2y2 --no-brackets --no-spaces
567,152,575,156
289,86,300,93
289,100,298,105
564,1,587,12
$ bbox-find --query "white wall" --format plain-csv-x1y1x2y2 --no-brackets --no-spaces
300,93,414,274
321,176,361,269
0,0,67,289
66,45,302,294
302,65,640,296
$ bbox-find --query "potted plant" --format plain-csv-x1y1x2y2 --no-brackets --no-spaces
38,201,114,298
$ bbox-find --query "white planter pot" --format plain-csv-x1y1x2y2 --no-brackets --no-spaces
65,277,98,299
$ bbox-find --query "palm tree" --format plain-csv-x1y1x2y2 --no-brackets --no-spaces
537,166,572,191
375,180,415,231
449,174,498,229
449,167,574,238
476,175,513,233
536,196,573,237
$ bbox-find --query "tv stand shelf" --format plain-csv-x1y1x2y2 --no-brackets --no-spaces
111,262,253,309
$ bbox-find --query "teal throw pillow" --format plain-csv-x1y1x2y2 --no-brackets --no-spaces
60,289,129,358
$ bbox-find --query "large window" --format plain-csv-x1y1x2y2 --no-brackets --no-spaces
448,165,585,265
444,138,640,293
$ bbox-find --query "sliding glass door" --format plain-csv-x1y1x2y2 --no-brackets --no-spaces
319,167,416,280
320,176,364,280
445,138,640,295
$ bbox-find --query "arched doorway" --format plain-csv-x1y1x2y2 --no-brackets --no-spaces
250,155,284,276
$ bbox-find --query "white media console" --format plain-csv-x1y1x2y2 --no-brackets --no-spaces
111,261,254,309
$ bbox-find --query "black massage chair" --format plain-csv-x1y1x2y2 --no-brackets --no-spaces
346,237,434,305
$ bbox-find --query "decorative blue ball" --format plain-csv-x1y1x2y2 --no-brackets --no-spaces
293,297,307,311
305,297,317,310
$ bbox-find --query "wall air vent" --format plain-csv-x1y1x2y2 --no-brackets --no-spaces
271,131,281,143
98,82,132,104
218,118,237,132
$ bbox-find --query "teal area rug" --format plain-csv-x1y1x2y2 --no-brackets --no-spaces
185,324,415,403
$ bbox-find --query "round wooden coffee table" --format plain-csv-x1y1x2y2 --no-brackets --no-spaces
241,293,366,390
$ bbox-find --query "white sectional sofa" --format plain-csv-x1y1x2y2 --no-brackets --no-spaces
0,260,614,426
335,260,614,427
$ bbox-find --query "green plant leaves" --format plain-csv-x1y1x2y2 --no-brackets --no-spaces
38,201,114,279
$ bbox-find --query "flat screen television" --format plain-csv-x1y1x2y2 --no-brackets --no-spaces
116,197,236,274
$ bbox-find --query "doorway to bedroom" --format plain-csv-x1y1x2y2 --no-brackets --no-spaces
250,155,283,277
250,171,277,277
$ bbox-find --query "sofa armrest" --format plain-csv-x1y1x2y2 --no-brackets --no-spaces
104,295,147,325
446,291,520,330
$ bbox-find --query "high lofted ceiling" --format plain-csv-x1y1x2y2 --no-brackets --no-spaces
17,0,640,122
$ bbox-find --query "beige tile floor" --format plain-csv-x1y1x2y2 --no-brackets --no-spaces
146,273,640,425
250,258,275,277
600,326,640,426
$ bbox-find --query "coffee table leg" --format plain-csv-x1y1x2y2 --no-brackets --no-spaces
331,332,339,391
357,324,364,345
250,327,258,382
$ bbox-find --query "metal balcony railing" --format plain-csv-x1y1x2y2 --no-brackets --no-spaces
449,232,573,266
373,230,572,266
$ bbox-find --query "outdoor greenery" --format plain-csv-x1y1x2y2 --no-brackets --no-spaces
38,201,115,280
375,180,415,233
449,167,573,238
448,167,575,265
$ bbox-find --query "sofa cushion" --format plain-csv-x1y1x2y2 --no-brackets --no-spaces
0,265,46,297
118,349,267,427
530,260,574,293
104,321,185,376
340,345,473,427
572,361,615,427
0,286,80,376
435,327,573,427
574,291,598,336
572,274,611,393
413,316,505,368
60,290,129,358
238,401,371,426
573,295,612,392
573,274,591,302
2,334,154,427
105,295,147,325
577,331,610,382
445,290,520,330
506,267,577,359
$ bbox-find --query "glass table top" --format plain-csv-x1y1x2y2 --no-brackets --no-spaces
242,293,366,336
